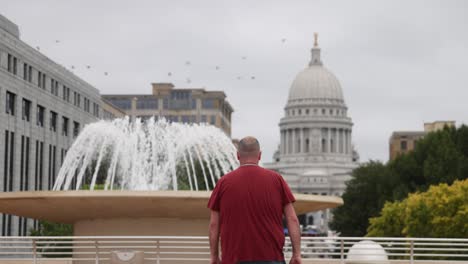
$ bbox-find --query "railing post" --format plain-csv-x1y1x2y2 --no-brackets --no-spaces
156,239,160,264
95,240,99,264
340,239,345,264
410,240,414,264
32,239,37,264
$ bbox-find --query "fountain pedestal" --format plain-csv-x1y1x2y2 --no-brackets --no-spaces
0,190,342,236
0,190,342,263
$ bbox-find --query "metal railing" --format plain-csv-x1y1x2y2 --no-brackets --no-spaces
0,236,466,263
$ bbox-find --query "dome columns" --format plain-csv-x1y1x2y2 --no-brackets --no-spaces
280,126,352,158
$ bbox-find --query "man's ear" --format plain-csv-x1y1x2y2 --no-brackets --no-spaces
258,151,262,161
237,152,240,160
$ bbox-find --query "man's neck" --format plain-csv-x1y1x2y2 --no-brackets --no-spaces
239,161,259,167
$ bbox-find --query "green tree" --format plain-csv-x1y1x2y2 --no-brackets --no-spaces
329,161,391,236
30,221,73,257
367,179,468,238
330,125,468,236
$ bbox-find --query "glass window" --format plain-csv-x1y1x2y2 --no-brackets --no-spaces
181,115,190,123
5,91,16,116
136,98,158,109
93,103,100,117
50,111,57,132
22,98,31,121
210,115,216,125
36,105,45,127
202,99,216,109
400,140,407,151
109,98,131,110
201,115,207,123
73,121,80,138
62,117,69,136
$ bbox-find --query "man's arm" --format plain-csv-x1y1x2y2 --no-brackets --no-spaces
209,210,221,264
284,203,302,264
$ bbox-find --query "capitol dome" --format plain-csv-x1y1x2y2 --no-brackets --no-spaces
288,34,345,104
289,65,344,102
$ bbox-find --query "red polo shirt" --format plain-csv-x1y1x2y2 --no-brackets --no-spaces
208,165,295,264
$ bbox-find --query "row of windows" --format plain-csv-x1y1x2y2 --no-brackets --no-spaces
106,97,223,111
5,90,81,137
287,107,346,117
2,130,68,236
3,51,100,117
136,114,217,125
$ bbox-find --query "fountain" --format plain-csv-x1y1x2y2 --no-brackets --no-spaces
0,117,342,236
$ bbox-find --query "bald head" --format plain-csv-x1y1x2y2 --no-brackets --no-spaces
238,136,261,159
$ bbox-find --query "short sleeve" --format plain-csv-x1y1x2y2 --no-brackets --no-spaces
207,179,223,211
278,174,296,206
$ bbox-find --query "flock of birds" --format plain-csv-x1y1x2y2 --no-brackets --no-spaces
35,37,290,83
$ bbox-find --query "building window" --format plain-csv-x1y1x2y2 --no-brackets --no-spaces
181,115,195,123
400,140,407,151
202,99,216,109
22,98,31,121
210,115,216,125
191,99,197,109
322,109,326,115
306,109,310,115
36,105,45,127
298,109,302,115
50,79,59,96
84,98,90,112
108,98,131,110
19,135,30,191
37,71,46,89
50,111,57,132
73,121,80,138
201,115,207,123
48,145,57,190
7,54,17,75
35,140,44,191
136,98,158,109
73,92,81,107
5,91,16,116
23,63,28,80
62,117,69,136
63,86,70,102
93,103,99,117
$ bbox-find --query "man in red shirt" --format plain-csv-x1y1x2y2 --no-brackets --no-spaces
208,136,302,264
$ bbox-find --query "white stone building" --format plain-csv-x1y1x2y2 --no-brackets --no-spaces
264,34,358,232
0,14,108,236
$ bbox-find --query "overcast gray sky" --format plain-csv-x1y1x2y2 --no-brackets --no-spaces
2,0,468,163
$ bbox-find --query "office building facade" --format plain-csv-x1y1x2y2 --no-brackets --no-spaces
103,83,233,136
0,14,103,236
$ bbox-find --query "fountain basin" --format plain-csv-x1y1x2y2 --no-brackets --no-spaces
0,190,342,236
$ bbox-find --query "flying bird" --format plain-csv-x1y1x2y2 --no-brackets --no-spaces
168,72,172,76
185,61,191,66
36,46,40,51
186,78,191,83
71,66,75,70
281,38,286,43
242,56,246,60
251,76,255,80
56,40,60,43
104,72,108,76
215,66,220,70
86,65,91,69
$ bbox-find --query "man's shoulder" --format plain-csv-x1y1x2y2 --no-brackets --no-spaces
259,167,282,178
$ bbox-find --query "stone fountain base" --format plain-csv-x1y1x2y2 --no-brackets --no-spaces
0,190,343,263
